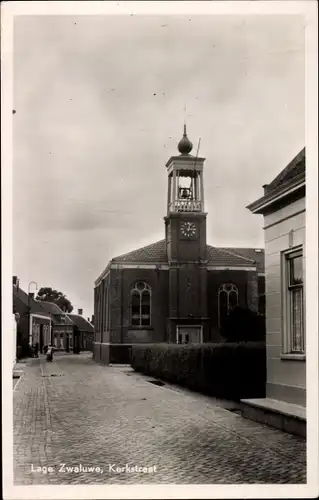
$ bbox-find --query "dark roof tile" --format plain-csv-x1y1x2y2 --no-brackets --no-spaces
111,240,258,268
113,239,167,262
13,285,51,317
218,247,265,272
206,246,256,267
37,301,64,315
265,148,305,194
67,314,94,333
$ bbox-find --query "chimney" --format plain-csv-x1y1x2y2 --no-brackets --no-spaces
91,314,94,324
29,292,35,300
78,308,83,316
13,276,20,289
262,184,269,194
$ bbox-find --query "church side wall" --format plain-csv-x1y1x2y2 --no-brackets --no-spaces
93,273,111,365
108,268,169,362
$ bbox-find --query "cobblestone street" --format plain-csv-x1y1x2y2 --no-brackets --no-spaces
13,353,306,485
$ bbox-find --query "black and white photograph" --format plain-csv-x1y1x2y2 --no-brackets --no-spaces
2,1,318,498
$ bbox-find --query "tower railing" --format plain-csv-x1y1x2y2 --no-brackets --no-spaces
169,200,202,212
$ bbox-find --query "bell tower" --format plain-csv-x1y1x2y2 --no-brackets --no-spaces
164,126,208,344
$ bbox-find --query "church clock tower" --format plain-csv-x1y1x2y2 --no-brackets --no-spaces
164,126,208,344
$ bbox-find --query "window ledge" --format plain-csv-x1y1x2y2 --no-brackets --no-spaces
128,326,154,331
281,353,306,361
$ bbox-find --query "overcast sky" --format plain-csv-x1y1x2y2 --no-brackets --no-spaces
13,14,305,317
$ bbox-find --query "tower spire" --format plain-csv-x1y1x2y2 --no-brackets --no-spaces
178,122,193,155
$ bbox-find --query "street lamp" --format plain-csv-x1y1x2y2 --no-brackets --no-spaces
28,281,38,349
28,281,38,295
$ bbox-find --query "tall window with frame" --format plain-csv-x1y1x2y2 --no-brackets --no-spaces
101,283,105,333
106,283,110,331
284,247,304,354
218,283,239,328
130,282,151,327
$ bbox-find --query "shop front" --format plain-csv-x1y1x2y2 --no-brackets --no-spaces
29,314,51,353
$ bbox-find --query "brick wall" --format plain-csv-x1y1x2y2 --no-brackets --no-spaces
94,273,110,346
246,271,259,312
176,264,207,318
93,264,260,363
110,267,169,345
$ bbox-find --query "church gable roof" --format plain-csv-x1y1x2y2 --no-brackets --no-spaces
206,246,256,268
218,247,264,272
111,239,257,268
112,239,167,263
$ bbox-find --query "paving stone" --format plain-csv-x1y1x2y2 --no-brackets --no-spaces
13,353,306,485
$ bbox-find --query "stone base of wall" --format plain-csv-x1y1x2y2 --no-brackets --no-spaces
240,397,306,438
267,382,306,406
93,342,100,362
93,342,110,365
110,344,132,364
93,343,132,364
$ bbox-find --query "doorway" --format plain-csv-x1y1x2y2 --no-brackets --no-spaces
39,325,44,353
176,325,203,344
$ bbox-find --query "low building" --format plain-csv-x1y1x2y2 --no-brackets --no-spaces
38,301,74,350
67,310,94,352
13,277,51,357
12,277,94,356
243,147,306,436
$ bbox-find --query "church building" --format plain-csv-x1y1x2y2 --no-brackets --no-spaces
93,127,264,364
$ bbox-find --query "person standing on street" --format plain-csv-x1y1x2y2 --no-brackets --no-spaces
46,344,53,362
34,342,39,358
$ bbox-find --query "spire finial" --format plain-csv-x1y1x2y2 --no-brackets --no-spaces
178,122,193,155
183,103,187,135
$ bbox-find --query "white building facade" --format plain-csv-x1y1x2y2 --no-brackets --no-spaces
247,148,306,407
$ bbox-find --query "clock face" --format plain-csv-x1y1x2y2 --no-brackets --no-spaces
180,221,197,238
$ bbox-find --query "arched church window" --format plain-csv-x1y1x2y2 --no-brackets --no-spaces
218,283,239,329
130,282,151,327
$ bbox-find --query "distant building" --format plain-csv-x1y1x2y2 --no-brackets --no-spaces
13,277,51,356
243,148,306,435
13,313,18,366
93,127,265,365
39,301,74,350
67,310,94,352
12,277,94,356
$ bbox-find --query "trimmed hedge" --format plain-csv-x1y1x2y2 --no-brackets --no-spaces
131,342,266,401
221,306,266,342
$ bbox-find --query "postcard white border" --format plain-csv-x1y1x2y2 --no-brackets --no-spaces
2,1,318,499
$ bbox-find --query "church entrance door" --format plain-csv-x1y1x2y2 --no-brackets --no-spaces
176,325,203,344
